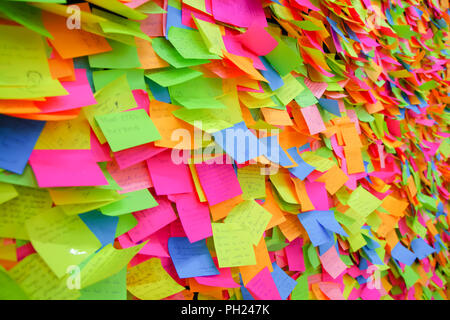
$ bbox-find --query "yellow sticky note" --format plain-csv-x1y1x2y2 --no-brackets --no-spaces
127,258,185,300
301,151,335,172
224,200,272,245
0,182,18,205
34,116,91,150
25,207,102,278
193,16,226,57
8,254,80,300
211,222,256,268
0,186,52,240
347,185,383,217
237,165,266,200
48,187,121,205
80,242,145,288
269,171,300,204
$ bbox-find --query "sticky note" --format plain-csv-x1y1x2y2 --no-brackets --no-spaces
100,189,159,216
391,242,416,266
168,237,219,278
246,267,282,300
212,222,256,268
95,109,161,152
25,207,102,278
28,150,108,188
270,262,298,300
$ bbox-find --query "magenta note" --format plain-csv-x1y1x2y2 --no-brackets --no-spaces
211,0,267,28
246,267,282,300
29,149,108,188
284,238,305,272
194,160,243,206
147,149,195,195
170,193,212,243
128,196,177,243
114,143,167,170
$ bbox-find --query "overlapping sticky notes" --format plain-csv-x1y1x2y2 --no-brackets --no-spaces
25,207,102,278
0,0,448,302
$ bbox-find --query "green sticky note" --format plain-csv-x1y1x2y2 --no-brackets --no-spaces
79,242,146,288
100,189,158,216
151,37,210,68
169,76,223,100
212,222,256,268
224,200,272,245
8,254,79,300
0,186,52,240
99,18,150,42
0,182,18,205
265,226,289,251
145,67,202,87
168,27,220,60
0,2,52,38
25,207,102,278
274,73,305,105
402,265,420,289
115,213,138,238
79,268,126,300
136,1,167,13
269,172,300,205
172,96,226,109
88,39,141,69
291,273,309,300
291,20,322,31
307,243,320,269
347,185,383,217
83,75,138,144
193,16,226,56
265,35,302,76
93,69,146,91
0,266,29,300
95,109,161,152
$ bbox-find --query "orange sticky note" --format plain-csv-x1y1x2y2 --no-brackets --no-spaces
135,38,169,69
381,195,408,217
223,51,267,82
344,146,365,174
315,165,349,195
261,108,294,126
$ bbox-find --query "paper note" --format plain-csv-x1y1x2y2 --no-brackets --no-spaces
128,195,177,243
270,262,298,300
224,200,272,245
8,254,80,300
195,159,243,206
171,193,212,243
100,189,159,216
319,245,347,279
127,258,185,300
95,109,161,152
246,267,282,300
25,207,102,278
29,150,108,188
347,186,383,217
237,165,266,200
212,222,256,268
168,237,219,278
80,268,126,300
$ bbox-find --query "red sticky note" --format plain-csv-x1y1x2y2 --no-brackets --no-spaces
238,24,278,56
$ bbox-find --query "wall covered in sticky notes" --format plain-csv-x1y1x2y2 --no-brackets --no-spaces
0,0,448,302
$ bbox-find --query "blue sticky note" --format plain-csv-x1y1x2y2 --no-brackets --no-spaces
0,115,46,174
315,211,348,237
168,237,219,279
166,5,194,40
260,57,284,91
319,237,336,256
362,246,383,265
270,262,297,300
286,147,315,180
259,135,293,167
146,78,171,103
391,242,416,266
79,210,119,248
212,121,262,163
298,211,333,247
318,98,341,116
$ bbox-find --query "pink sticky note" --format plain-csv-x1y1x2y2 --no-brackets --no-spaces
90,130,112,162
237,24,278,56
194,159,243,206
211,0,267,28
118,230,170,258
169,219,187,238
284,238,305,272
128,196,178,243
195,258,240,288
319,282,345,300
319,246,347,279
303,78,328,98
114,143,167,170
29,149,108,188
304,180,330,210
106,160,152,194
301,105,326,135
360,285,381,300
36,69,97,113
246,267,282,300
169,193,212,243
147,149,194,195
